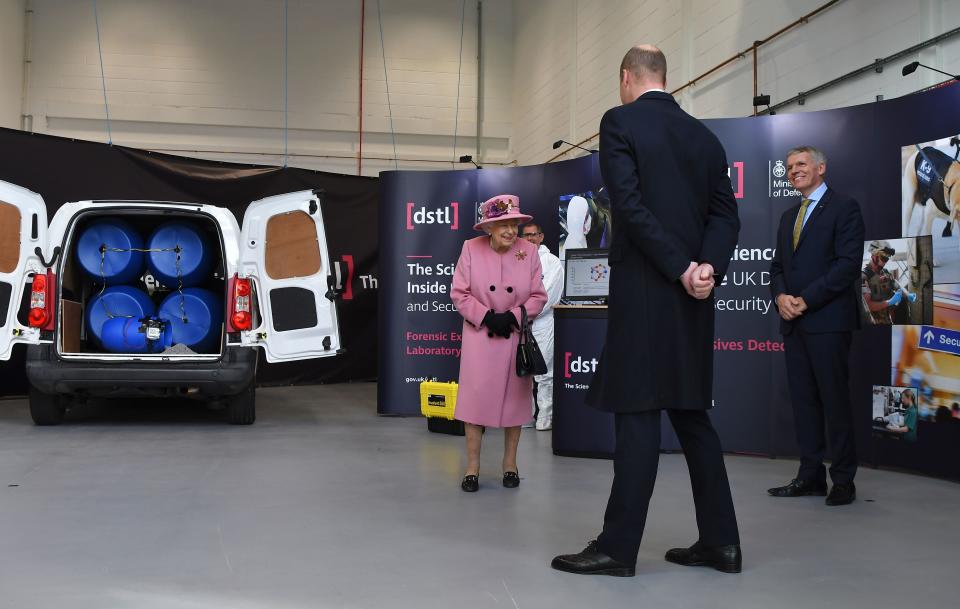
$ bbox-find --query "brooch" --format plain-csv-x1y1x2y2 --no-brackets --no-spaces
515,250,527,261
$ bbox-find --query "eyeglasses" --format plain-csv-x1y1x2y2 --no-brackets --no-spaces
521,232,542,238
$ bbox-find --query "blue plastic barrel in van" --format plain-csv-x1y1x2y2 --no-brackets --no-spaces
86,286,156,347
100,316,173,353
146,222,215,288
158,288,223,352
76,219,145,284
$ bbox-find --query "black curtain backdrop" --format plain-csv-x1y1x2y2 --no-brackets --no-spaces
0,128,379,395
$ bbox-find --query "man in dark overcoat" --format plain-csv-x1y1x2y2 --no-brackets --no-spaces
551,45,742,577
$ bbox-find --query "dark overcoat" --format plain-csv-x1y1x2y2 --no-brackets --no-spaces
585,91,739,413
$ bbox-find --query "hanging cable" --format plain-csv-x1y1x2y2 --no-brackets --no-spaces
451,0,466,167
376,0,398,170
92,0,112,145
282,0,289,167
358,0,366,175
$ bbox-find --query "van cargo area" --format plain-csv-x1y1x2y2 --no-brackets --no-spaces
3,184,343,427
58,209,226,358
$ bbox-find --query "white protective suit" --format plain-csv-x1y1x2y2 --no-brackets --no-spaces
532,244,565,430
560,195,591,260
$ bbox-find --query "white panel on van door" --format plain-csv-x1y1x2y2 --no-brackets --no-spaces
239,190,342,363
0,180,48,360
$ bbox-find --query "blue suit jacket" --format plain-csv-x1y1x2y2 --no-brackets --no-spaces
769,187,865,334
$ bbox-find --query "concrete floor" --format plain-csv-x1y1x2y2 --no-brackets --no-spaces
0,383,957,609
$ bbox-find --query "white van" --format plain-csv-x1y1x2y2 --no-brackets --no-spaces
0,180,343,425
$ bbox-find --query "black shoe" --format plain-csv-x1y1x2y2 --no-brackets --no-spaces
551,540,635,577
502,471,520,488
825,482,856,506
461,474,479,492
665,541,742,574
767,478,827,497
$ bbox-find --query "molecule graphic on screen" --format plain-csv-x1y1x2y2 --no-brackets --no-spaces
590,263,609,282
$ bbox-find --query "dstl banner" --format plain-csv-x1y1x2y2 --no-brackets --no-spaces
380,83,960,480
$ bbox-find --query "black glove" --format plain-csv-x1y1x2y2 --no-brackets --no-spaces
481,310,516,338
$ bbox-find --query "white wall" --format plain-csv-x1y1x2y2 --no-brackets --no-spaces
15,1,960,172
0,0,26,129
22,0,513,176
516,0,960,166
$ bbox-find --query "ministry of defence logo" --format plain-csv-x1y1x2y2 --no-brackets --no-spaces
769,159,800,198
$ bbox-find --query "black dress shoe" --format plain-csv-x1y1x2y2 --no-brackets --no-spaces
551,540,635,577
826,482,856,506
767,478,827,497
665,541,742,574
502,471,520,488
461,475,479,492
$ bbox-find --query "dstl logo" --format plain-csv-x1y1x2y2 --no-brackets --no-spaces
564,352,599,378
406,201,459,231
727,161,744,199
332,255,355,300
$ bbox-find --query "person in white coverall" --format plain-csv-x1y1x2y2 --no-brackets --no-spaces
521,222,565,430
560,195,591,260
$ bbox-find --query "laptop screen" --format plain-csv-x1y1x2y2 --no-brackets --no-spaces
563,248,610,301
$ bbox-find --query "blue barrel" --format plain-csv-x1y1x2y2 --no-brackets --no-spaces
146,222,215,288
76,219,145,284
86,286,156,347
158,288,223,352
100,316,173,354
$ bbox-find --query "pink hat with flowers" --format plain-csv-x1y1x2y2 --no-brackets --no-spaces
473,194,532,231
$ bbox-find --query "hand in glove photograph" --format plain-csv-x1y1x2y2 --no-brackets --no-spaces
482,310,518,338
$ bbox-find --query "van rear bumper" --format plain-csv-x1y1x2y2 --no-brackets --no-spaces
25,344,258,398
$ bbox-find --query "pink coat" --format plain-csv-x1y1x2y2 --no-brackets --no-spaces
451,236,547,427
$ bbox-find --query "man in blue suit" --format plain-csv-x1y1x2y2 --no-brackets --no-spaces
768,146,865,506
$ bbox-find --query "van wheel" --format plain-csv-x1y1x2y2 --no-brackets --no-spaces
228,384,256,425
29,387,66,426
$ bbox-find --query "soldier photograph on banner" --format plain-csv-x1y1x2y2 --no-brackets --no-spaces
860,236,933,326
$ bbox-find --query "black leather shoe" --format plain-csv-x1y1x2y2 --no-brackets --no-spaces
767,478,827,497
551,540,635,577
826,482,856,506
502,471,520,488
665,541,742,574
461,475,479,492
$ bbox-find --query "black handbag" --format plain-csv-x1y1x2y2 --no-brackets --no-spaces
516,305,548,377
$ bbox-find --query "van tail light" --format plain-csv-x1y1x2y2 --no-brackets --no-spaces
29,271,55,330
228,274,253,331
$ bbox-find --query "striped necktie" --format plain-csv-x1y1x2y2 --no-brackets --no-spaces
792,198,811,249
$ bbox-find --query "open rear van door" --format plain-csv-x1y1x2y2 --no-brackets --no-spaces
238,190,342,363
0,180,49,360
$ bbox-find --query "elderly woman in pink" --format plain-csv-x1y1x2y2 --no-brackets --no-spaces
451,194,548,492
